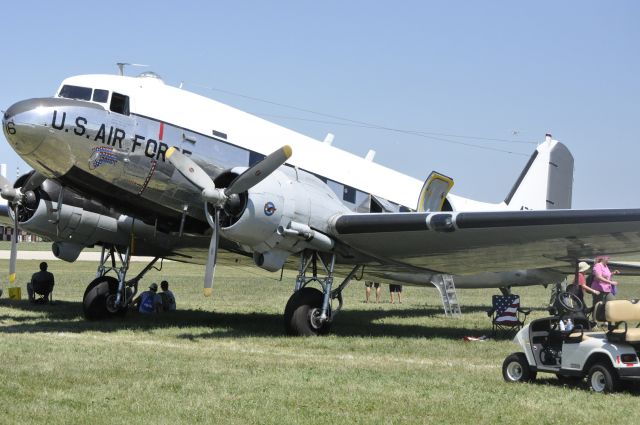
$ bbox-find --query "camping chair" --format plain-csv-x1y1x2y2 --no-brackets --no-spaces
488,294,531,338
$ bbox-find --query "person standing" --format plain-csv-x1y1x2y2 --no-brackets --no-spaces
27,262,54,303
568,261,600,307
591,256,619,304
389,284,403,304
365,281,381,303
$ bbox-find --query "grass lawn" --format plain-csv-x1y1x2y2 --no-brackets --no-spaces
0,258,639,424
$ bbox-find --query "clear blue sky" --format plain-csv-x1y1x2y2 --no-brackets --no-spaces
1,1,638,208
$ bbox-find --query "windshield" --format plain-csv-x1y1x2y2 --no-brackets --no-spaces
58,85,92,101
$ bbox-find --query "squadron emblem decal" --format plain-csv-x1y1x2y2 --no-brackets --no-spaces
88,146,118,170
264,201,276,216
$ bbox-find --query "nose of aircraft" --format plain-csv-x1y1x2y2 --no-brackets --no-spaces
2,98,51,155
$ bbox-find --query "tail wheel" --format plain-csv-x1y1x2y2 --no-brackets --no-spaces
502,352,536,383
284,287,331,336
588,362,620,393
83,276,127,320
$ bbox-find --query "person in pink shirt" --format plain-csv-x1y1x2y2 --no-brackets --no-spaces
591,256,620,303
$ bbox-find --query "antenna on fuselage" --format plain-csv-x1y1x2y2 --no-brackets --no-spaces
116,62,149,76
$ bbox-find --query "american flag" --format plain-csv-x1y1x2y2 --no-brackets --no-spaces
494,295,520,324
89,146,118,169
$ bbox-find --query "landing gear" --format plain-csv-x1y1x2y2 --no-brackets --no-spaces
284,250,360,336
284,287,330,336
82,245,159,320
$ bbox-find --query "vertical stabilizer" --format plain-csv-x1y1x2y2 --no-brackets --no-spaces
504,134,574,210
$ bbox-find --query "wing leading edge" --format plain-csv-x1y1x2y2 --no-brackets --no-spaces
329,209,640,275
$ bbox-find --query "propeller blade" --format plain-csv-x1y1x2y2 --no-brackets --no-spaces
203,210,219,297
166,147,216,191
0,174,11,189
166,147,226,204
0,175,19,203
8,203,18,286
226,145,292,195
21,171,46,192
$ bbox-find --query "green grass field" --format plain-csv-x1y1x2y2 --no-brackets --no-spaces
1,258,639,424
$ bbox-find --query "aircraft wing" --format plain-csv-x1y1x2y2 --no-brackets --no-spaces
330,209,640,275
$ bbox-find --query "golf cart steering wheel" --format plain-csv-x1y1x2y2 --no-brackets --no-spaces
557,292,584,313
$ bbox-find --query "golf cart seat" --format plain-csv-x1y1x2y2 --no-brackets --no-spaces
602,300,640,343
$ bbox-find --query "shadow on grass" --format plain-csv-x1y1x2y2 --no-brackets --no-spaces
528,376,640,394
0,298,507,340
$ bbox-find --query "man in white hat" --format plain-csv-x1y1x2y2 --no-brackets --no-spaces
132,282,163,313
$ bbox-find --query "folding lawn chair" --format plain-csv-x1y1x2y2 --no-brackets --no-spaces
488,294,530,338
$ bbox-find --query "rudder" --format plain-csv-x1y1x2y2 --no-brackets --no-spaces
504,134,574,210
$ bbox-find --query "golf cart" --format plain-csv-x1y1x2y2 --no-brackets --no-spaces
502,299,640,393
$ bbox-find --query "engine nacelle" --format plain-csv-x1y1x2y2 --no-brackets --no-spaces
220,167,350,270
14,179,173,260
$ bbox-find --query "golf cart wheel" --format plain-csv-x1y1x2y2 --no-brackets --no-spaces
284,287,331,336
502,353,536,383
588,362,619,393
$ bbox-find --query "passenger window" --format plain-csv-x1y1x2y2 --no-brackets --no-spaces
59,85,92,101
110,92,130,115
93,89,109,103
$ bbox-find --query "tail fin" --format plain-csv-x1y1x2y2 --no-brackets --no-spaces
504,134,574,210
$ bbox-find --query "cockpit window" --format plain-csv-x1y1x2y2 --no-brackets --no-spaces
110,92,130,116
92,89,109,103
59,85,92,101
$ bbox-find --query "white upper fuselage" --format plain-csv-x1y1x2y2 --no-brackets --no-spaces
59,74,425,211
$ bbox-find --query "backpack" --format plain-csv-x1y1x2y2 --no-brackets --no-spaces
586,273,595,288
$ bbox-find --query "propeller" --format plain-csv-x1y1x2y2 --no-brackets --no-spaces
21,171,46,192
0,175,21,290
167,145,292,296
0,171,44,292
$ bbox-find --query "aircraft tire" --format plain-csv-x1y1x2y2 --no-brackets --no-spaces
284,287,331,336
83,276,126,320
502,352,536,383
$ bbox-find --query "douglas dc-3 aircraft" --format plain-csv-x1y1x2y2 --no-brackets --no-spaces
3,70,640,335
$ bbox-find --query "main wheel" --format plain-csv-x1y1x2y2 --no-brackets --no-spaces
502,353,536,383
83,276,128,320
588,362,619,393
284,287,331,336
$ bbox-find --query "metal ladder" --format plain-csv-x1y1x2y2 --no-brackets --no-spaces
433,274,461,317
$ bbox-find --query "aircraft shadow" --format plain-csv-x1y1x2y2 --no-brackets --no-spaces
0,299,529,340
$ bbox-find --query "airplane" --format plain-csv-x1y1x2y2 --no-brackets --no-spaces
3,70,640,336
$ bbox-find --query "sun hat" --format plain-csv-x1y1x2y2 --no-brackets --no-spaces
149,283,158,292
578,262,590,273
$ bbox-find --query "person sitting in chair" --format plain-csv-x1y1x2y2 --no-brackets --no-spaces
27,262,54,304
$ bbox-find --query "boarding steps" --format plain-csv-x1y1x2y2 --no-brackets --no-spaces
432,274,461,317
